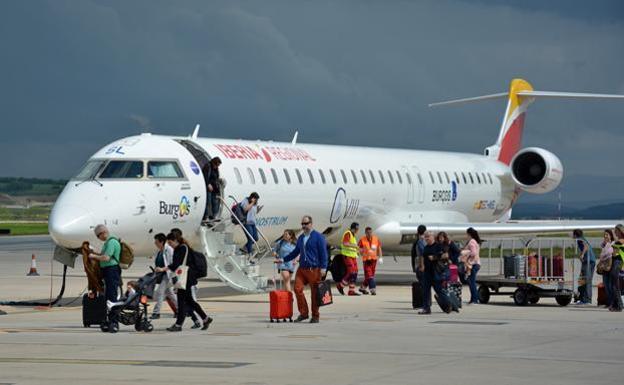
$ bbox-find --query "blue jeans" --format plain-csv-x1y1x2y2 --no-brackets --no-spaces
102,265,121,303
244,224,258,254
603,273,613,306
468,264,480,303
204,192,220,219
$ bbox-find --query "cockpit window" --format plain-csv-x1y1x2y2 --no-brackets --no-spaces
74,160,106,180
147,161,184,178
99,161,144,179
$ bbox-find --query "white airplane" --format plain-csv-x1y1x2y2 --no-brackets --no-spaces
48,78,624,292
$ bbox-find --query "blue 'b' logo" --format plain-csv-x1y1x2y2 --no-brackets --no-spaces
451,181,458,201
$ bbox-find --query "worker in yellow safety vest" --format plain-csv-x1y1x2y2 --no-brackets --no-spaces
337,222,360,296
358,227,382,295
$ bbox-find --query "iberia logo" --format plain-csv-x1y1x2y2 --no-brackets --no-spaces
214,144,315,163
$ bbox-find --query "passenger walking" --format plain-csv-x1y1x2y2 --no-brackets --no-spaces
88,224,122,303
411,225,427,277
609,225,624,312
573,229,596,305
278,215,329,323
169,228,202,328
242,192,263,255
203,157,222,221
437,232,461,266
156,232,213,331
337,222,361,296
273,230,298,292
150,233,178,319
461,227,482,304
598,230,615,308
358,226,382,295
418,231,451,314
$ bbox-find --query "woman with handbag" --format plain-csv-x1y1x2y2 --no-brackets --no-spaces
597,230,614,308
273,230,298,292
156,232,213,332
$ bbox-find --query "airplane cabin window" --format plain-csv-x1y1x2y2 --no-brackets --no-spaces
482,173,488,184
360,170,367,184
329,169,337,184
387,170,394,184
429,171,435,184
368,170,376,184
461,172,467,184
454,172,460,184
417,173,424,185
247,167,256,184
283,169,291,184
469,172,475,184
234,167,242,184
307,168,315,184
258,168,267,184
395,170,403,184
99,160,144,179
340,169,348,184
444,171,450,184
270,168,279,184
476,173,481,184
351,170,358,184
378,170,385,184
74,160,106,180
295,169,303,184
488,173,494,184
436,171,443,184
319,169,327,184
406,172,412,184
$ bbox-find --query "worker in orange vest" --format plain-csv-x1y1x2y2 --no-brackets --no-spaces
358,226,382,295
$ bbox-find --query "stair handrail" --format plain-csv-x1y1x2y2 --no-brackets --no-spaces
226,195,274,262
213,195,260,260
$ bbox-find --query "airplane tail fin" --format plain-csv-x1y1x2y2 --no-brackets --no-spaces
429,78,624,165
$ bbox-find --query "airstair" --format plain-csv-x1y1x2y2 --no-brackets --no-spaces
197,196,273,293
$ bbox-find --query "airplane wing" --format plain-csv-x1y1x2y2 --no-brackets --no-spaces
379,220,621,239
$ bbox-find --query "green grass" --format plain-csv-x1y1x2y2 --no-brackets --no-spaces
0,222,49,236
0,206,51,221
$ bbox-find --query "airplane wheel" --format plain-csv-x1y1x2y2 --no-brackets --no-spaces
556,295,572,307
513,289,529,306
528,292,540,304
478,285,490,304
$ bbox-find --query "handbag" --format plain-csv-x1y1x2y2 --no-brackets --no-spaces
597,258,612,275
173,245,189,290
317,280,333,307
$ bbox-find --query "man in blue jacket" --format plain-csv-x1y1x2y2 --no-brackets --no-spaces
279,215,328,323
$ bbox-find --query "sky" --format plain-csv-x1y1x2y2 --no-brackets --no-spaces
1,0,623,188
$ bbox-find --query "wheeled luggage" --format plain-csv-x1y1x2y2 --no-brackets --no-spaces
448,282,462,308
412,281,423,309
269,290,293,322
82,293,107,327
449,264,459,283
504,255,526,279
597,283,607,306
434,290,452,313
329,254,346,283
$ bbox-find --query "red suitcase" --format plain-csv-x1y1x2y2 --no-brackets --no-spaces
269,290,293,322
449,264,459,283
597,283,607,306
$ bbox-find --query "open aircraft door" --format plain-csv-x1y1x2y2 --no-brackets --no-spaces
412,166,425,203
402,166,414,204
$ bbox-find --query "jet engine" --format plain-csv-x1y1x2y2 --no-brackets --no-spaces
510,147,563,194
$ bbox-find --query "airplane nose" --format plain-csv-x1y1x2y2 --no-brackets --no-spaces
48,204,95,249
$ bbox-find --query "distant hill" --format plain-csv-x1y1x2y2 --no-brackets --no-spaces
0,177,66,197
513,202,624,220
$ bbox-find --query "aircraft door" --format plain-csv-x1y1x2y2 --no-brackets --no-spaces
175,139,219,219
402,166,414,204
412,166,425,203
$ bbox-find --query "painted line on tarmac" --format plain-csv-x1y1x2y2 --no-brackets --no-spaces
0,357,252,368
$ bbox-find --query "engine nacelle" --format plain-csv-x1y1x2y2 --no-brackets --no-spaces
510,147,563,194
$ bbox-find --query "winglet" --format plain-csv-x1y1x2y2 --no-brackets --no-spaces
191,124,200,140
291,130,299,145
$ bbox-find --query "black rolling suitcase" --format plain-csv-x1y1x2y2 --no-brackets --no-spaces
412,281,423,309
82,293,107,327
448,282,462,309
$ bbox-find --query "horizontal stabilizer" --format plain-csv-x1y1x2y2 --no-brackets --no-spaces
429,89,624,107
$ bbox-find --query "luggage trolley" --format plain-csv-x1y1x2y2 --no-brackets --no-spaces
476,238,576,306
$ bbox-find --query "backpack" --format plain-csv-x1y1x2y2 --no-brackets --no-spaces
119,240,134,269
230,202,246,225
190,249,208,279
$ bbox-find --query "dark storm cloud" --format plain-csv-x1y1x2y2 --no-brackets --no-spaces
0,0,623,182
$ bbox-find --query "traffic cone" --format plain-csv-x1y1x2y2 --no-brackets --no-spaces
27,254,40,276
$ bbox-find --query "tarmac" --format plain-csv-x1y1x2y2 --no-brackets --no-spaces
1,236,623,385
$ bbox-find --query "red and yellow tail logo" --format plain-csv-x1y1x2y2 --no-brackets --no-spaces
497,79,534,165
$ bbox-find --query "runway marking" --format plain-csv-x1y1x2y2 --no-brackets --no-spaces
430,320,508,326
0,357,251,368
282,334,325,339
207,332,251,336
363,318,397,322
